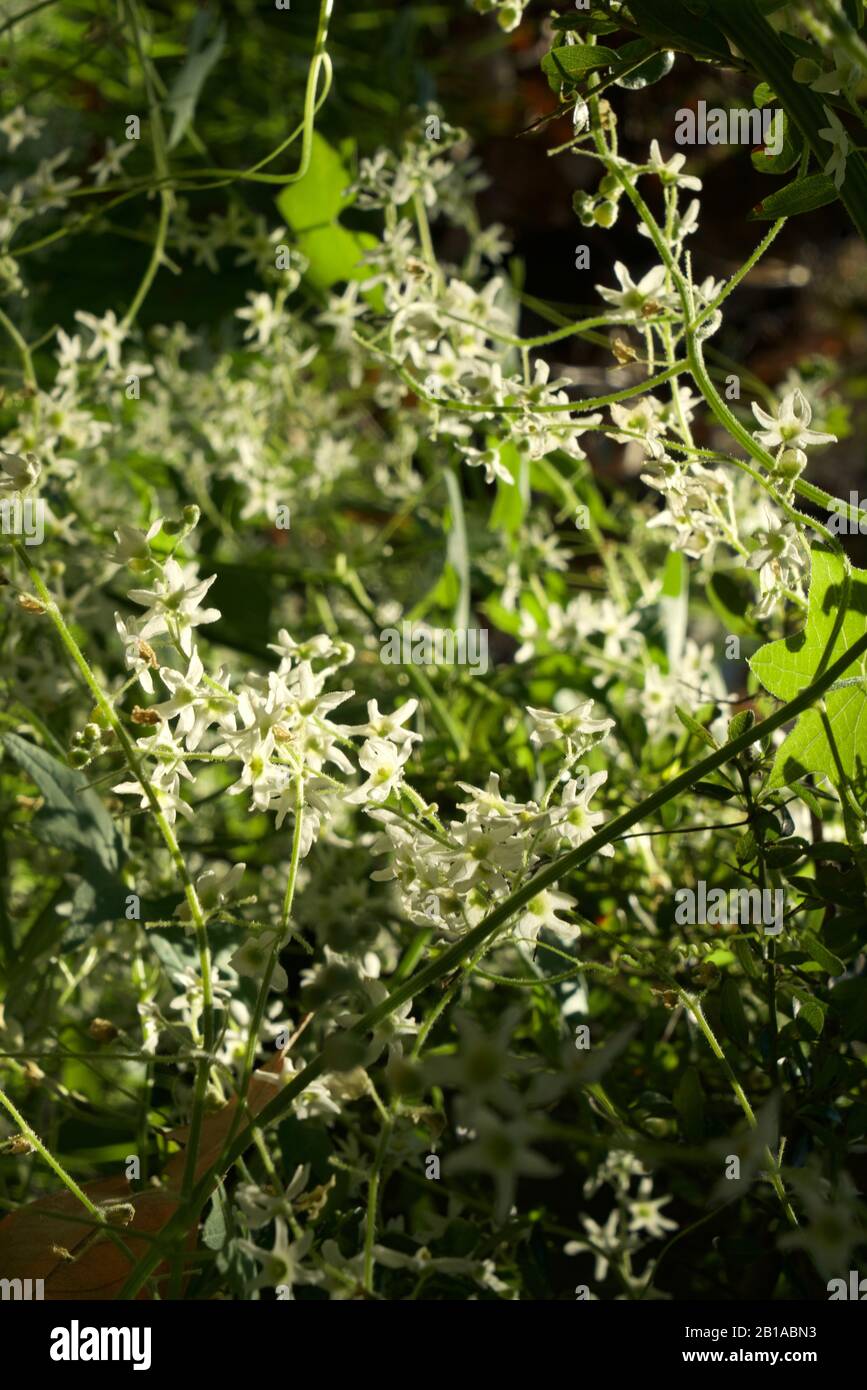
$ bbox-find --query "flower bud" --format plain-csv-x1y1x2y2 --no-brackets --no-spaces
777,447,807,479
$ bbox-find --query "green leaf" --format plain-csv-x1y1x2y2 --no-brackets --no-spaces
612,41,675,89
733,937,761,979
675,706,719,748
550,13,620,34
801,933,845,975
751,108,802,176
828,978,867,1039
727,709,755,741
203,1192,228,1251
720,978,751,1051
2,733,123,874
627,0,732,63
749,172,839,220
540,45,619,85
693,780,737,801
276,133,377,290
166,8,226,151
795,999,825,1039
489,442,526,537
763,836,808,868
749,548,867,789
277,131,354,228
2,733,127,948
707,570,756,635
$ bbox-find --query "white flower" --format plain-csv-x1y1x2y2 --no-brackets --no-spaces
543,772,614,858
627,1195,677,1238
0,450,39,494
526,699,615,758
351,698,421,747
751,388,836,454
112,726,195,824
647,140,702,191
238,1219,320,1295
817,105,850,190
596,261,669,317
513,887,579,945
110,517,163,570
474,221,512,263
462,444,514,485
609,395,668,461
444,1108,557,1221
153,649,207,742
90,138,134,187
74,309,127,370
315,281,368,350
176,862,247,928
565,1210,631,1281
0,106,44,152
236,291,282,348
230,931,288,993
128,558,221,655
115,614,158,694
346,736,411,805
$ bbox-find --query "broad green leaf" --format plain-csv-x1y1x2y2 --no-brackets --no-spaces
749,548,867,789
540,45,619,85
728,709,755,741
749,172,839,220
627,0,732,63
276,133,377,290
2,733,127,945
612,41,675,89
166,9,226,151
2,732,123,874
277,131,355,228
707,570,756,635
751,105,802,177
795,999,824,1039
801,932,845,975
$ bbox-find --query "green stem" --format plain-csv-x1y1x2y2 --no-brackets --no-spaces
680,993,797,1228
363,1114,394,1294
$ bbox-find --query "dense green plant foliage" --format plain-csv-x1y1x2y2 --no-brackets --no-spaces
0,0,865,1302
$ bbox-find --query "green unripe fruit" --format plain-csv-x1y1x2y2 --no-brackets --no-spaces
594,200,618,228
